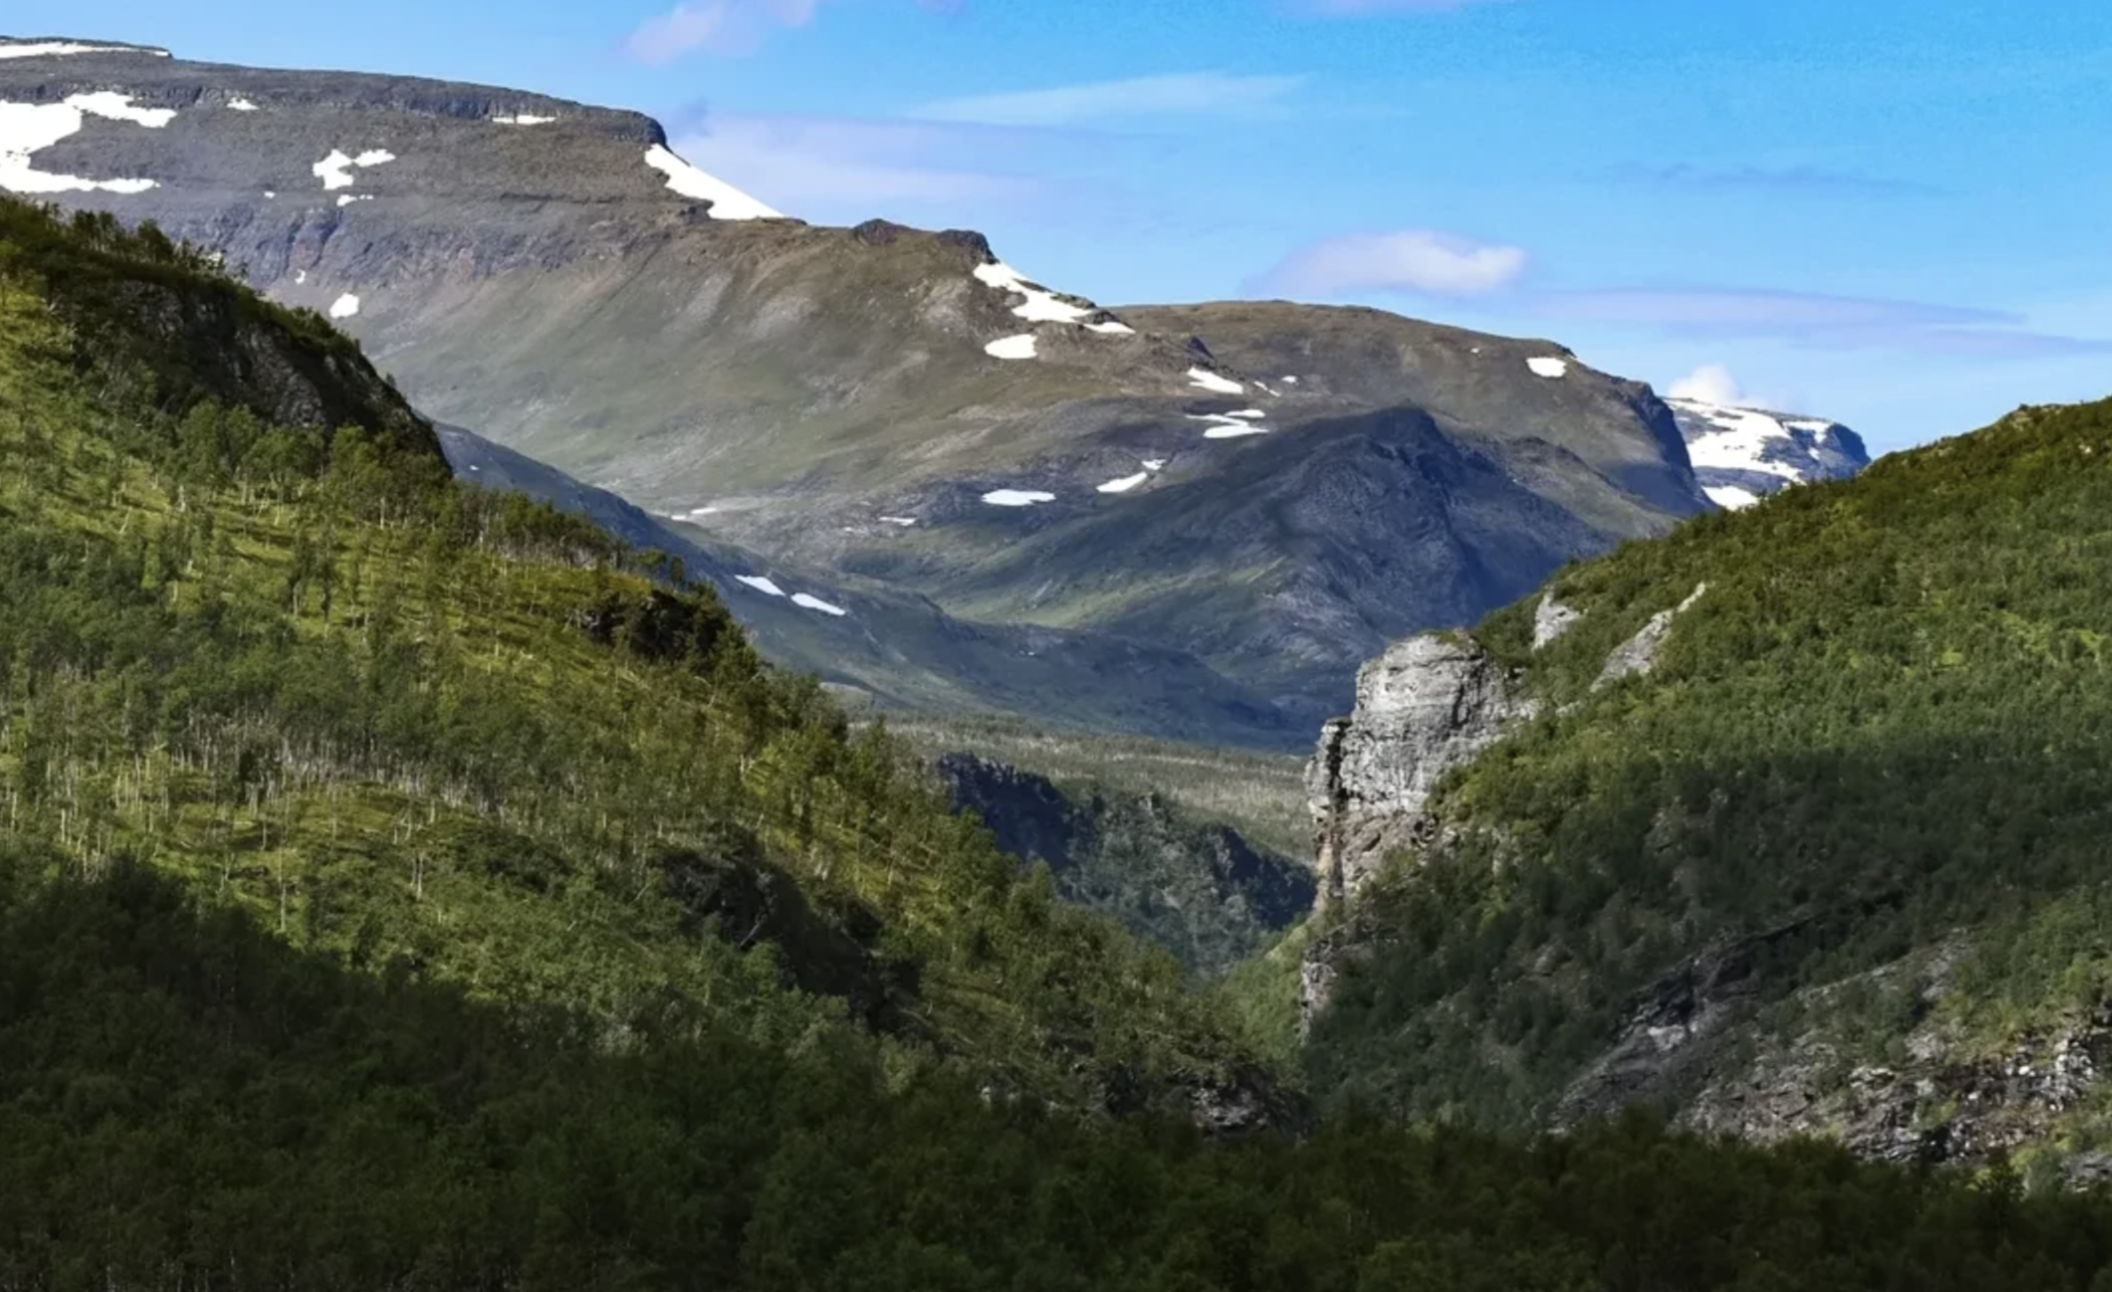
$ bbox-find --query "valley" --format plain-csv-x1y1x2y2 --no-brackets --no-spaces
3,19,2112,1291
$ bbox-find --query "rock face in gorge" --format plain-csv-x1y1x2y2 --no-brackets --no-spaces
1303,635,1531,910
938,752,1315,973
0,37,1711,745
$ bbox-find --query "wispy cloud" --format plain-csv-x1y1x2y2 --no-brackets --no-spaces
910,72,1305,127
669,114,1047,217
1603,161,1939,199
1540,288,2112,357
626,0,954,63
1249,229,1528,298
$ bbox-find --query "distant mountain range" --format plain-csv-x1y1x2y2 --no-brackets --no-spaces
0,35,1765,745
1668,396,1871,510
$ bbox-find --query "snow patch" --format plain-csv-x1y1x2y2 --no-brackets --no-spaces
1187,367,1244,396
1226,409,1266,420
228,96,258,111
1086,320,1135,336
1203,423,1270,440
294,270,306,284
974,261,1089,324
336,194,372,207
1705,485,1762,511
66,92,175,128
1142,459,1167,472
0,42,169,60
644,144,783,220
878,515,918,527
312,150,356,190
0,99,164,194
492,113,556,125
1097,472,1149,494
982,489,1056,507
1255,382,1280,398
328,293,360,320
984,334,1038,361
1281,375,1300,385
736,576,787,598
792,593,848,617
353,149,395,167
1527,357,1569,379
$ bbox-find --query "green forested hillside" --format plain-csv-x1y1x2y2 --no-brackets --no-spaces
16,194,2112,1287
1307,395,2112,1153
0,196,1259,1118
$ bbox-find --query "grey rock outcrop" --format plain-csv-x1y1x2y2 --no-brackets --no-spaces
1532,592,1580,649
1305,634,1529,910
1593,582,1706,690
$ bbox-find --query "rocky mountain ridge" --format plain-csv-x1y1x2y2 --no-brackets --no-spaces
0,36,1712,741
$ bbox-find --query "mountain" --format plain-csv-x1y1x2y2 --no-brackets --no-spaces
16,49,2112,1292
1288,393,2112,1180
0,37,1709,739
1667,395,1871,510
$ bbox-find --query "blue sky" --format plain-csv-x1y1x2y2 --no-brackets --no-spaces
14,0,2112,450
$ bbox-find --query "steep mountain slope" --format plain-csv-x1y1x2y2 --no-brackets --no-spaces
1667,395,1872,510
0,191,1282,1128
435,424,1297,747
1293,393,2112,1180
0,38,1709,734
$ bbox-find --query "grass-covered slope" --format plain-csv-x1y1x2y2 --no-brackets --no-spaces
0,195,1266,1121
1307,396,2112,1155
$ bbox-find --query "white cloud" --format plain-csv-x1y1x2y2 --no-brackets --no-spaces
1251,229,1528,299
911,72,1304,127
1667,364,1746,405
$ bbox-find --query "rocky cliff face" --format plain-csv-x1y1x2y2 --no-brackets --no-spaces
1304,634,1532,910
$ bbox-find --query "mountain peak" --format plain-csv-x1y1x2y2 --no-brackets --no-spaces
1665,394,1871,510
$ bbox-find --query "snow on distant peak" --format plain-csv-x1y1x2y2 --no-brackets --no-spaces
982,489,1056,507
985,334,1038,361
1667,394,1870,507
1187,367,1244,396
328,293,361,319
0,41,169,60
1527,356,1569,379
0,97,166,194
1704,485,1762,511
643,144,783,220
